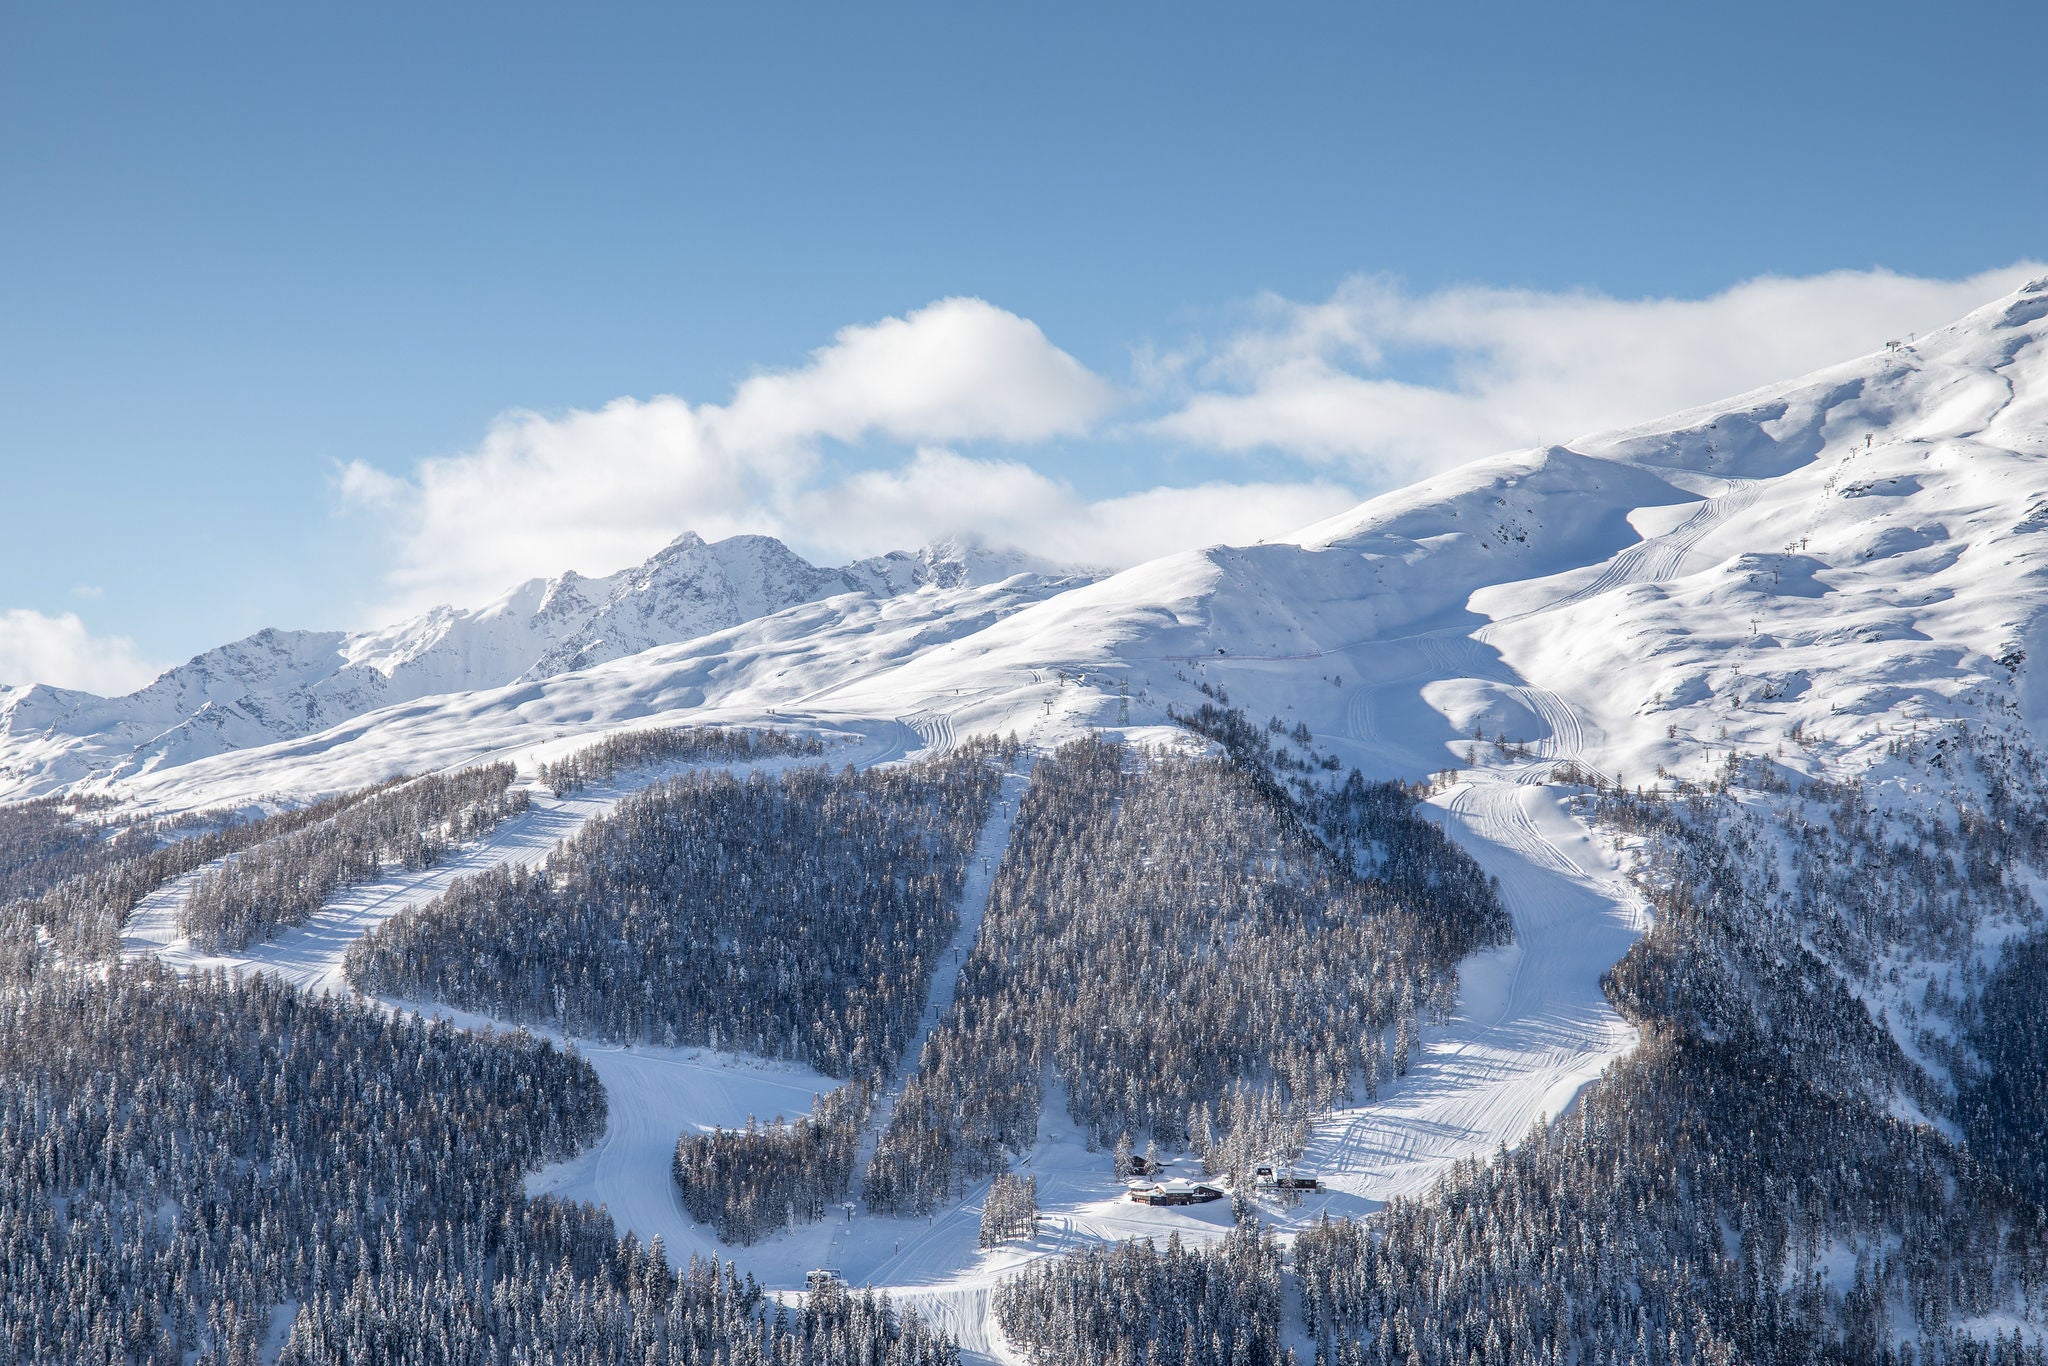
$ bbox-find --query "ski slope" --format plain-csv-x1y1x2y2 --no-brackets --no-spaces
106,686,1648,1362
1287,779,1644,1206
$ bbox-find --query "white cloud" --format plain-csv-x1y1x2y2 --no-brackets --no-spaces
715,297,1116,448
0,610,159,694
341,297,1119,613
792,448,1356,569
1149,264,2048,482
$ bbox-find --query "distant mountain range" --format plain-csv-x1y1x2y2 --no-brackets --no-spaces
0,533,1074,795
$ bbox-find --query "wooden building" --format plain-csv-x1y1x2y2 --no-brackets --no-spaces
1128,1177,1226,1206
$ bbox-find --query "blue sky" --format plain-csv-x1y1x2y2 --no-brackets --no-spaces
3,1,2045,690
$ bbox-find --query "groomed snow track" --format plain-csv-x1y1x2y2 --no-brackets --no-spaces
1550,476,1762,607
1281,777,1643,1212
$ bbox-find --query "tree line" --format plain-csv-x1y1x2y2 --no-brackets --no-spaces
539,724,826,797
672,1079,878,1247
980,1171,1039,1247
0,936,958,1365
994,1214,1284,1366
0,948,594,1362
0,792,127,906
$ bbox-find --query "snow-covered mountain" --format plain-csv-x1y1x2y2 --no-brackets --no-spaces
826,274,2048,791
0,532,1077,797
14,276,2048,817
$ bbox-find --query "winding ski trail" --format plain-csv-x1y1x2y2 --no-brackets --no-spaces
1283,779,1643,1209
1549,476,1761,607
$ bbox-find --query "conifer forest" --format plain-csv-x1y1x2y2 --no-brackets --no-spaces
3,701,2047,1364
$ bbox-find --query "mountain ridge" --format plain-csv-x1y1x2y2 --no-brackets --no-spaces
0,532,1077,796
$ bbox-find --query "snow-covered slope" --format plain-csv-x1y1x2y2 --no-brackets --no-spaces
835,274,2048,794
0,533,1075,800
29,277,2048,818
